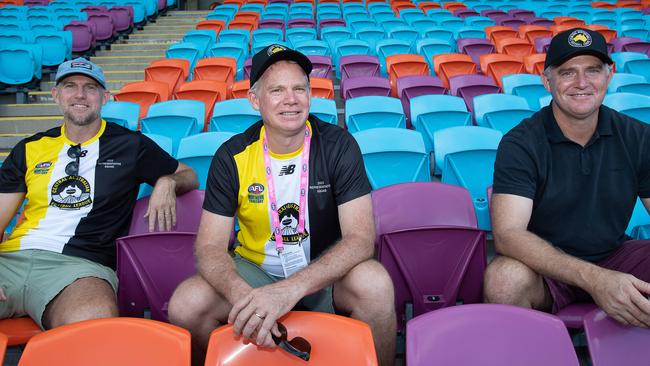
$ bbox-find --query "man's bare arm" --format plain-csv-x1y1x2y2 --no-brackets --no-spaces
145,162,199,231
493,193,650,327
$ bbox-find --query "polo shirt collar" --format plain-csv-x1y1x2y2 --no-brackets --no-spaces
543,103,613,144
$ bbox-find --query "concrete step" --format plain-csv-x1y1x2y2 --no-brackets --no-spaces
90,55,163,64
138,25,199,32
0,103,61,117
95,50,166,57
111,43,173,51
0,134,27,150
94,63,150,71
0,116,61,134
104,70,145,79
40,79,140,91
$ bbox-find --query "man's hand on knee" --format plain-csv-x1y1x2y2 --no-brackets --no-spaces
0,287,5,301
228,283,301,348
589,268,650,328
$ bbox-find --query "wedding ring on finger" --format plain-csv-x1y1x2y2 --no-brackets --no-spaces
254,312,266,320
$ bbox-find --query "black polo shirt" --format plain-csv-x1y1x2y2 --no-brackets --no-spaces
493,104,650,262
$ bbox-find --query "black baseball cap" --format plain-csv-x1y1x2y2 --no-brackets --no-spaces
249,44,312,86
544,28,613,70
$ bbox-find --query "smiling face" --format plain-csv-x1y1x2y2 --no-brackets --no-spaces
248,60,311,139
543,54,612,124
52,74,110,127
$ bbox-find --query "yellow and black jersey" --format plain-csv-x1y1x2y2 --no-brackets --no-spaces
0,120,178,269
204,116,371,275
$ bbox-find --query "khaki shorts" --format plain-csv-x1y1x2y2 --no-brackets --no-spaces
233,253,335,314
0,249,118,329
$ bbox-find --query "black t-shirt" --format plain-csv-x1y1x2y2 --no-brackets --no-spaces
493,105,650,262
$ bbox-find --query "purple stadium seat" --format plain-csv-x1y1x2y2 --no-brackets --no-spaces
64,21,96,53
318,18,346,30
288,18,316,29
128,189,205,235
86,12,116,42
117,232,196,321
481,9,507,19
83,5,109,11
509,9,536,19
244,57,252,80
396,75,446,128
372,182,486,331
407,304,580,366
584,308,650,366
258,18,286,32
529,17,555,28
339,55,380,81
307,54,334,79
611,37,650,55
453,8,479,18
108,6,134,33
499,17,528,29
449,74,501,115
456,38,495,69
556,302,598,329
341,76,391,99
534,36,552,53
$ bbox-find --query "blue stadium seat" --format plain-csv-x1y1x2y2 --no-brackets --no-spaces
501,73,550,110
473,93,535,134
455,26,487,39
207,41,248,81
251,40,288,56
353,127,430,189
603,92,650,123
465,15,496,28
101,101,140,130
217,29,250,46
320,26,352,51
309,97,338,125
333,38,371,76
294,39,331,57
285,27,317,48
251,28,283,46
0,43,42,86
182,30,216,57
386,25,419,50
419,26,455,45
140,100,204,156
611,51,648,71
240,3,264,13
623,57,650,80
434,126,503,230
210,98,261,133
353,26,385,55
416,38,455,70
177,132,235,190
137,133,173,198
33,29,73,66
165,42,202,76
345,95,406,132
375,38,412,76
626,197,650,239
410,94,473,171
608,72,650,95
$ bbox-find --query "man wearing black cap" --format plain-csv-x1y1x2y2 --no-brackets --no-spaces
485,28,650,327
0,58,198,330
169,45,396,365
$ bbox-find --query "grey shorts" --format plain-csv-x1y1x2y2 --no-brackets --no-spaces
233,253,335,314
0,249,118,329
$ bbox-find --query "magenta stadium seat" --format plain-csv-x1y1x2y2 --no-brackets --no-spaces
258,18,286,31
117,232,196,321
64,20,96,53
449,74,501,114
556,302,598,329
86,12,116,41
307,54,334,79
456,38,495,69
341,76,391,99
108,6,134,33
372,182,486,331
407,304,580,366
288,18,316,29
339,55,380,81
396,75,446,128
584,308,650,366
535,36,552,53
128,189,204,235
611,37,650,55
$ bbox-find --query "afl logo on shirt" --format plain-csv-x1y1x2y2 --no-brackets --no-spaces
50,176,92,210
248,183,265,204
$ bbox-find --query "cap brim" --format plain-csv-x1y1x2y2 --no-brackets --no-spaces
56,70,107,89
255,49,312,84
546,50,614,69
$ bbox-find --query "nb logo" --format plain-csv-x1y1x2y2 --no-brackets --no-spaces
279,164,296,176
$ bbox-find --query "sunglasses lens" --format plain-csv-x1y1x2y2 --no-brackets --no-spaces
279,341,311,361
65,161,78,176
289,337,311,354
67,145,81,158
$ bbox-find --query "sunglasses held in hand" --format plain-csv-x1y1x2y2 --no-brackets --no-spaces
273,322,311,361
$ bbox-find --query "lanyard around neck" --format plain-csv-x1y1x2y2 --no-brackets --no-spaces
262,126,311,253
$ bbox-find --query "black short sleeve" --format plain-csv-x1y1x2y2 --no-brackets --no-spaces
637,128,650,198
331,132,372,205
493,135,538,200
0,140,27,193
135,133,179,186
203,144,239,217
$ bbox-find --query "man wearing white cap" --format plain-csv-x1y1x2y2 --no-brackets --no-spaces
0,58,198,329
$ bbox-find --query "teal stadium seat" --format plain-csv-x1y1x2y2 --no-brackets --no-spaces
345,95,406,132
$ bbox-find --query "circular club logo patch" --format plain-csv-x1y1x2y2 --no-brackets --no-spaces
50,176,92,210
568,29,592,48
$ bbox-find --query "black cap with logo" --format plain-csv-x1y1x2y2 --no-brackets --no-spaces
249,44,313,86
544,28,614,70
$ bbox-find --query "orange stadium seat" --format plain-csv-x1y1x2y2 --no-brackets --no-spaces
433,53,477,88
193,57,237,86
553,16,586,27
204,312,378,366
310,77,335,99
585,24,617,43
223,0,244,6
233,11,260,24
366,0,386,8
443,1,466,11
551,24,581,35
228,19,257,32
0,317,42,347
524,53,546,75
17,318,190,366
495,37,534,60
485,25,518,44
144,58,189,95
519,25,553,44
195,20,225,38
0,332,6,365
592,1,616,9
114,81,170,120
230,79,250,99
418,1,441,11
392,1,417,15
480,54,526,88
174,80,228,131
386,54,429,97
617,0,643,9
247,0,267,5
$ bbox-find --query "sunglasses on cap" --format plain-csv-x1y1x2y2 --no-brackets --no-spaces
273,322,311,361
65,144,82,176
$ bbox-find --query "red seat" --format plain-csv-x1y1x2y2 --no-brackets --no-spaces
0,317,42,346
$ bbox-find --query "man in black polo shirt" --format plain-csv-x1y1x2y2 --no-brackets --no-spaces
485,28,650,327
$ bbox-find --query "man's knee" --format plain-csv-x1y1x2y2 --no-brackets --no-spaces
335,260,395,314
43,277,118,329
483,256,547,308
168,275,228,326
